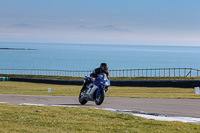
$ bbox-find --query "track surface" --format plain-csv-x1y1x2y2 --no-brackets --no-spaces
0,94,200,118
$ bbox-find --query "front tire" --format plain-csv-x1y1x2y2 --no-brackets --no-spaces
95,90,105,105
79,91,88,105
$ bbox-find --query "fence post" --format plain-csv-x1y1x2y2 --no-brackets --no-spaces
184,68,186,77
142,69,144,77
164,68,165,77
174,68,176,77
138,69,140,77
190,68,192,77
134,69,136,77
146,69,148,77
130,69,132,77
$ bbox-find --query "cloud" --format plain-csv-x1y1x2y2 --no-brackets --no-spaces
8,23,41,29
0,33,29,36
75,25,131,32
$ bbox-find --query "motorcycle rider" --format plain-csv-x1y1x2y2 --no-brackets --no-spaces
81,63,109,92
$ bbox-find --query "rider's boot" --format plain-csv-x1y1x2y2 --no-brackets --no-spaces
81,84,87,92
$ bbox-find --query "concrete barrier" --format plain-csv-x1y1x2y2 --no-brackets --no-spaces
111,80,200,88
10,77,83,85
9,77,200,88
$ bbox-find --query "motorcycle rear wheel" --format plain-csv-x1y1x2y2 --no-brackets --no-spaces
95,90,105,105
79,91,88,105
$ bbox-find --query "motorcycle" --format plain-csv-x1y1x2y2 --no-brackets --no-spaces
79,73,110,105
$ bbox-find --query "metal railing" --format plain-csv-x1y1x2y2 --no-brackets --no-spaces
0,68,200,77
109,68,199,77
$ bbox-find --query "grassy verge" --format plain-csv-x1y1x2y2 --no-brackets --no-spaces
0,103,200,133
1,74,200,80
1,81,200,99
0,81,80,96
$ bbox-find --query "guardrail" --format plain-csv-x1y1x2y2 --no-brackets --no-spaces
0,68,200,77
110,68,200,77
0,69,92,77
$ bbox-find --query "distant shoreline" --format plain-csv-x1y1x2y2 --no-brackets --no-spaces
0,48,37,50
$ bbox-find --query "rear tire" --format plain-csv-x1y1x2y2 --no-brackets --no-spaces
95,90,105,105
79,91,88,105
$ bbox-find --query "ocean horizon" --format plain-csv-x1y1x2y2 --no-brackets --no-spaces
1,42,200,71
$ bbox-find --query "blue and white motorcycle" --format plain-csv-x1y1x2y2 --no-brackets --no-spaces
79,73,110,105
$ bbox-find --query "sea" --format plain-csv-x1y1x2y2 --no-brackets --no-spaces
0,42,200,71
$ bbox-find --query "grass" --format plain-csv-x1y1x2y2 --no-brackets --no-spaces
0,81,80,96
1,74,200,80
108,86,200,99
1,81,200,99
0,103,200,133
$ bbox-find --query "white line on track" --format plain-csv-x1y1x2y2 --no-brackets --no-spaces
1,102,200,124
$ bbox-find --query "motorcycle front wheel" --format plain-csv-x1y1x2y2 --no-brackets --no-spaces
79,91,88,105
95,90,105,105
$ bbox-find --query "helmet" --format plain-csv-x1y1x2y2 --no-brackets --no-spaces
100,63,108,72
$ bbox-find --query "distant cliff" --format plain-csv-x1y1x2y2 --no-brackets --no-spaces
0,48,37,50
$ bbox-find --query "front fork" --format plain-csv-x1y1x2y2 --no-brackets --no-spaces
97,87,108,96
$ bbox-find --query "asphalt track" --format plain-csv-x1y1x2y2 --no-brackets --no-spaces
0,94,200,118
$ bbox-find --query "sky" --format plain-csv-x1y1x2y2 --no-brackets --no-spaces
0,0,200,46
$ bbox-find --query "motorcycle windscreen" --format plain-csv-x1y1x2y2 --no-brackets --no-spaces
102,73,110,86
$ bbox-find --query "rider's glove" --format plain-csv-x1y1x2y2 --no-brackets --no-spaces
91,77,95,81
